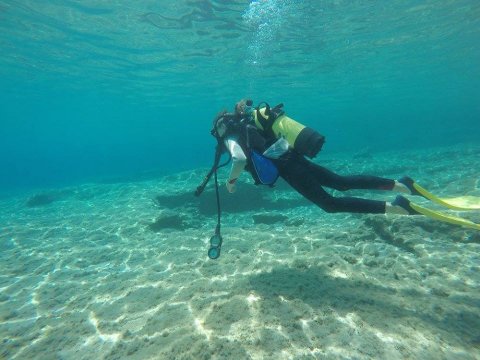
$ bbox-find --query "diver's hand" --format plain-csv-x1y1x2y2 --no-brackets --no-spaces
226,178,237,193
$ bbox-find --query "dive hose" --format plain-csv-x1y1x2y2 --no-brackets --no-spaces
194,143,231,259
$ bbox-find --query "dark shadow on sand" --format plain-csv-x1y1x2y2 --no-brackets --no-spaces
154,180,309,216
246,265,480,351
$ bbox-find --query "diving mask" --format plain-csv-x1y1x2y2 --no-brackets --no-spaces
235,99,254,116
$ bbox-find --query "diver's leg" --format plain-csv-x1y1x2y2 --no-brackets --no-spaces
277,158,387,214
306,162,410,193
285,174,387,213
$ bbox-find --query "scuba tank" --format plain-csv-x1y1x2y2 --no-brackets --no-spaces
254,102,325,159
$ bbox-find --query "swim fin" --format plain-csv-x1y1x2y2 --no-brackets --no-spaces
408,200,480,231
400,177,480,211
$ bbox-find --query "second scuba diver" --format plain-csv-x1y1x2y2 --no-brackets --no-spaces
211,99,423,216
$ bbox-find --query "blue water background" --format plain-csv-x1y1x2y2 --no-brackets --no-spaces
1,1,479,195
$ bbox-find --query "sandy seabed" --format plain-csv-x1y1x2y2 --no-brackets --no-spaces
1,144,480,360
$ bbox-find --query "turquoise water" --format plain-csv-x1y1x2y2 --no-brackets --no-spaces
1,2,480,359
1,0,479,192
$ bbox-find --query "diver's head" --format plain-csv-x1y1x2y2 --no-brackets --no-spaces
211,101,253,139
235,99,254,117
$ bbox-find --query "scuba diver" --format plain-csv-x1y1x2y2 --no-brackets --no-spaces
196,99,480,259
212,99,418,216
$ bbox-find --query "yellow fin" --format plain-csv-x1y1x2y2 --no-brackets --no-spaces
409,202,480,231
413,183,480,211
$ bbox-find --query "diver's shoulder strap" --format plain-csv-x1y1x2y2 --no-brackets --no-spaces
255,102,284,140
255,102,271,133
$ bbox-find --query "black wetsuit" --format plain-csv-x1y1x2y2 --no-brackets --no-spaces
272,151,394,214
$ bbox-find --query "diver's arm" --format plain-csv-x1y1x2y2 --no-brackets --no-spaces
224,138,247,193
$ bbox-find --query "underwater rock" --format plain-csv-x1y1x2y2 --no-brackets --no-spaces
352,148,373,159
464,232,480,243
363,216,417,254
252,213,288,225
26,193,56,207
148,213,186,231
286,217,305,227
363,216,393,240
